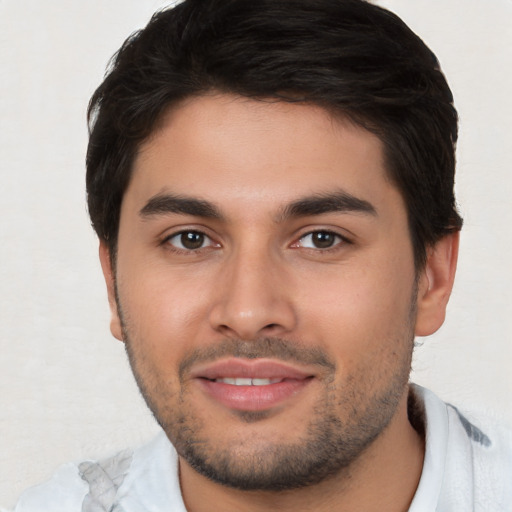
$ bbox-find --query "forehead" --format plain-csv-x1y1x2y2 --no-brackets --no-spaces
127,93,400,217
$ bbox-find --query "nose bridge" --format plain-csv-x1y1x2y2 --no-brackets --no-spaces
209,239,296,339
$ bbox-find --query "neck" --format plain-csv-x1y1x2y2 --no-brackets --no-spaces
179,389,424,512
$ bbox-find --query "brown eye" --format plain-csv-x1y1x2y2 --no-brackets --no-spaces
311,232,336,248
181,232,205,249
298,231,343,249
166,231,212,251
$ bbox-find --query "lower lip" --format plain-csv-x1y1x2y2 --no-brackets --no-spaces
197,378,312,411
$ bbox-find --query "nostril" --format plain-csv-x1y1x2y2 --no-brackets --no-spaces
209,298,297,340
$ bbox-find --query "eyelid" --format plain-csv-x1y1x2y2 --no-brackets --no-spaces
291,228,352,250
159,226,352,253
161,228,220,252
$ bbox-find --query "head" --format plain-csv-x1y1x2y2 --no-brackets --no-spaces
88,0,462,494
87,0,462,270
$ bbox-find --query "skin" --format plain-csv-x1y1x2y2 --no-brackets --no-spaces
100,93,459,512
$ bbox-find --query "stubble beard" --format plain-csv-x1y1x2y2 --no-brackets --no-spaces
117,288,416,492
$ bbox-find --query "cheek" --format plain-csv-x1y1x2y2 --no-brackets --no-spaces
116,260,214,360
295,255,416,358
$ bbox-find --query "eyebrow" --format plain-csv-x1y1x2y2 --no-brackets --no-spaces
139,190,376,222
139,193,223,220
278,191,377,221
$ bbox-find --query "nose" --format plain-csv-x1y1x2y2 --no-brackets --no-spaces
208,247,297,340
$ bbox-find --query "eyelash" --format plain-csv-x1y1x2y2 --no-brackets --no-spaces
293,230,350,252
161,229,351,254
162,230,219,254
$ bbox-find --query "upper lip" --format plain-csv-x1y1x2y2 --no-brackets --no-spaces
190,358,314,381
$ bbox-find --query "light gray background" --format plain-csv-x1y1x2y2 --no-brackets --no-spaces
1,0,511,507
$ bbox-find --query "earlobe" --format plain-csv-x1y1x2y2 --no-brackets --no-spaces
415,232,460,337
99,242,124,342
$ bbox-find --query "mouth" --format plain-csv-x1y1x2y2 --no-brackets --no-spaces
212,377,283,385
191,359,315,412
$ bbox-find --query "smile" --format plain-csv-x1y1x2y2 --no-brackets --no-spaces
212,377,283,386
191,358,315,412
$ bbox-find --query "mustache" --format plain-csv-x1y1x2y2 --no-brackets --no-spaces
178,337,336,381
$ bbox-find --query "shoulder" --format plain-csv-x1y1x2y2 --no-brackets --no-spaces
10,432,183,512
445,402,512,507
12,448,134,512
412,384,512,511
11,462,89,512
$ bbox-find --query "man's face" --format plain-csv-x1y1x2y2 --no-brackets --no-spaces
105,94,424,490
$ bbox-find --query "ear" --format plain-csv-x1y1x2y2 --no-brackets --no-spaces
99,241,124,342
415,232,459,337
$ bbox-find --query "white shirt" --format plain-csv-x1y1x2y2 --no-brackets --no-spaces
409,385,512,511
10,385,512,511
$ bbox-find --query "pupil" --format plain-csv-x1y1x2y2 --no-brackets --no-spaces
181,232,204,249
313,232,334,248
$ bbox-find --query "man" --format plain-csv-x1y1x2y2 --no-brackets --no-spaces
11,0,512,510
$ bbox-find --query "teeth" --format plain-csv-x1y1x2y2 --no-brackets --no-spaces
215,378,281,386
252,378,280,386
235,378,252,386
